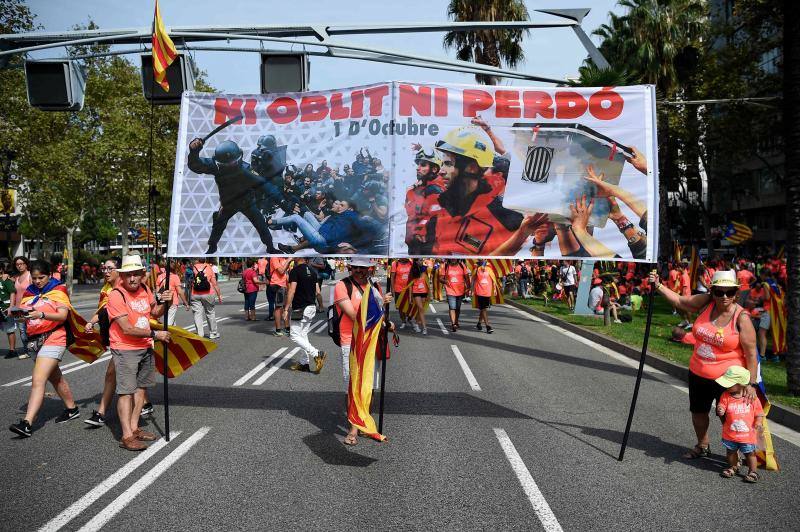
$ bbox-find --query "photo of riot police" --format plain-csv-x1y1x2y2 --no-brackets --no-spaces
187,135,389,256
398,115,650,260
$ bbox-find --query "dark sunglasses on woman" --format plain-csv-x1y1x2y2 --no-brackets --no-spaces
712,288,738,298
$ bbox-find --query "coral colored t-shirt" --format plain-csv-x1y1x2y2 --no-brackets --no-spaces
668,269,681,292
690,304,746,379
719,391,764,444
333,278,367,348
192,263,217,295
737,270,755,291
269,258,288,287
26,298,68,346
157,272,181,305
411,275,428,295
474,269,494,297
443,264,467,296
257,258,268,276
681,271,691,296
391,261,412,293
243,268,259,293
107,287,155,350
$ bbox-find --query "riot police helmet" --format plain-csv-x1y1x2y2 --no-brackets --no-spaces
214,140,243,169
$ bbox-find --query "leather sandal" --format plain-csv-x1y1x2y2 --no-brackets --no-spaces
721,466,738,478
682,444,710,459
134,428,157,441
119,435,147,451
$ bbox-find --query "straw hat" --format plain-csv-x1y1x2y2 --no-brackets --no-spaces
118,254,146,273
711,270,739,287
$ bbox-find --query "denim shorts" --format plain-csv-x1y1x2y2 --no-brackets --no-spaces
0,314,16,334
447,295,463,311
721,438,757,455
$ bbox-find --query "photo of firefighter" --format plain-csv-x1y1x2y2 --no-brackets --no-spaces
187,134,390,255
400,115,649,259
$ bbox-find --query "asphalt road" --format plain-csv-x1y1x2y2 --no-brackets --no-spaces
1,271,799,531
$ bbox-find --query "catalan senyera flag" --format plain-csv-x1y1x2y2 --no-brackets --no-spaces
395,284,420,319
723,221,753,244
347,282,387,442
688,246,700,291
149,319,217,378
431,263,443,301
776,245,785,260
152,0,178,92
765,280,787,354
21,280,105,364
673,242,683,263
470,265,504,307
755,367,780,471
136,226,157,245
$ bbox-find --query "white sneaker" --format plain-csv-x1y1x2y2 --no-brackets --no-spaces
413,324,420,333
399,321,407,330
422,328,428,335
209,332,220,339
613,319,622,324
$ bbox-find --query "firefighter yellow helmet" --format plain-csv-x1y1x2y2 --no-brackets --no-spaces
435,127,494,168
414,148,442,168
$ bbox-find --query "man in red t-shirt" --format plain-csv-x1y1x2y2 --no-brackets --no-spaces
269,257,289,336
472,261,496,334
190,258,221,339
441,259,469,332
107,255,171,451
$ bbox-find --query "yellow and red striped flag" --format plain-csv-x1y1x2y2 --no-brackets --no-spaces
152,0,178,91
395,284,420,319
150,319,218,378
765,281,787,355
673,242,683,263
468,263,505,307
431,262,443,301
723,221,753,244
688,246,700,291
347,282,387,442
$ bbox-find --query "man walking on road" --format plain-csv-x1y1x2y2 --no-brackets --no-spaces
269,257,289,336
106,255,171,451
286,258,327,373
191,258,221,339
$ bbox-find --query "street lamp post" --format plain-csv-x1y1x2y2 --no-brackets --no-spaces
1,150,16,260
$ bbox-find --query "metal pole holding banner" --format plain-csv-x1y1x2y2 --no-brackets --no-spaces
618,265,657,461
377,301,389,434
163,259,171,441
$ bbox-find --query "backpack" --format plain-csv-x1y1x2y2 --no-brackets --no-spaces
237,275,246,294
327,277,363,346
193,265,211,292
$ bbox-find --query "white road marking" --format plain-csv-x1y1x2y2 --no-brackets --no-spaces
506,306,800,448
21,356,112,388
429,303,436,313
185,316,230,332
436,318,450,335
252,347,300,385
77,427,211,532
314,320,328,333
494,428,563,532
4,358,92,387
450,345,481,391
238,302,268,312
38,432,181,532
308,320,322,333
506,306,547,323
232,348,287,386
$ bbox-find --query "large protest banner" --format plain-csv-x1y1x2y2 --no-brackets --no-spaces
168,82,657,261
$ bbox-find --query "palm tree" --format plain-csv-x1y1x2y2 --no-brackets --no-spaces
443,0,529,85
591,0,707,260
784,0,800,394
574,63,631,87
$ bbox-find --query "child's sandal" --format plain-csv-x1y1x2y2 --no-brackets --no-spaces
744,471,759,483
721,466,738,478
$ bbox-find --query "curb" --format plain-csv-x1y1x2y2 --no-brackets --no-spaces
507,299,800,433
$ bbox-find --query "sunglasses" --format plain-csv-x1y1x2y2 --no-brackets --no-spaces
712,288,738,298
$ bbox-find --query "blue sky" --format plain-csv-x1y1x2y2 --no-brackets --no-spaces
25,0,623,92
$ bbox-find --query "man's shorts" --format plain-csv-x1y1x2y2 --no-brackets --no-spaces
112,348,156,395
269,284,287,308
447,295,463,311
564,285,578,296
476,296,492,310
722,438,757,455
0,314,16,334
688,371,725,413
759,312,771,331
35,345,66,361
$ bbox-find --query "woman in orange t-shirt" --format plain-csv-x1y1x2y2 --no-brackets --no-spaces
9,260,80,438
472,262,496,334
441,259,469,332
651,269,758,460
409,260,429,335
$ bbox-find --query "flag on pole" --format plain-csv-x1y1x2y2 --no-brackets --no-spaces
764,280,787,354
150,319,218,378
395,284,420,319
723,221,753,244
755,367,780,471
431,262,442,301
347,282,387,442
136,226,157,244
21,281,105,364
688,246,700,291
673,242,683,263
152,0,178,92
776,245,785,260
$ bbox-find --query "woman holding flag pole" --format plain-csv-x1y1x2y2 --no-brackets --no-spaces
334,258,393,445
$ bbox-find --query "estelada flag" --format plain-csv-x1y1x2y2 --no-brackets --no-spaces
347,282,387,442
688,246,700,291
152,0,178,91
149,319,217,378
765,280,787,354
755,369,780,471
395,284,420,319
21,280,105,364
723,221,753,244
466,260,506,307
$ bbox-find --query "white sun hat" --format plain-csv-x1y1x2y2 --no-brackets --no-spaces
711,270,739,287
118,254,146,273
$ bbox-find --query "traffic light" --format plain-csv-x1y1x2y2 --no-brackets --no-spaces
260,52,309,93
140,53,196,105
25,59,87,111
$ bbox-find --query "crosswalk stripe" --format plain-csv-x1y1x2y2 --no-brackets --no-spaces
252,347,300,385
232,348,288,386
